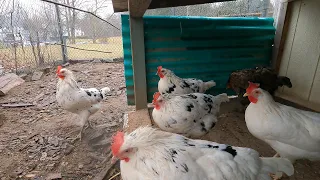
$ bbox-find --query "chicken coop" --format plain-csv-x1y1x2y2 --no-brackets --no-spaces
112,0,320,111
111,0,320,178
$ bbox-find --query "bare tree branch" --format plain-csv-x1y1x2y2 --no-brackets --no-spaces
39,0,120,30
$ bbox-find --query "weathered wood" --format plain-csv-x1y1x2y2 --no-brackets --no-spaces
129,17,148,110
284,0,320,101
0,73,25,96
128,0,152,17
112,0,233,13
272,1,289,72
1,103,34,108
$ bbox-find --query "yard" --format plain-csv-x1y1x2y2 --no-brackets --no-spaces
0,37,123,70
0,62,127,179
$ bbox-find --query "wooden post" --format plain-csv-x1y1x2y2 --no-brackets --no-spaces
129,17,148,110
55,4,68,64
127,0,152,110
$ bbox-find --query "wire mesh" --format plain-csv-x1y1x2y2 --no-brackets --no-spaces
0,0,278,74
0,0,122,74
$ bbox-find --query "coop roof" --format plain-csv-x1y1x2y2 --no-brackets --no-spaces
112,0,234,17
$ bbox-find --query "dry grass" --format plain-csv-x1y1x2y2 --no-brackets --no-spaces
0,36,123,69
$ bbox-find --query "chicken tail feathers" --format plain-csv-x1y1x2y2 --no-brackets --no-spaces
215,93,230,104
204,80,216,91
260,157,294,177
277,76,292,88
100,87,111,100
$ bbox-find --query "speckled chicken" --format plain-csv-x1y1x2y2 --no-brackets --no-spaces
55,66,110,140
227,67,292,105
152,92,229,138
111,126,294,180
157,66,216,95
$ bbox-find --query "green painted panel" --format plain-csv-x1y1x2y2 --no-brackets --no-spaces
121,15,275,105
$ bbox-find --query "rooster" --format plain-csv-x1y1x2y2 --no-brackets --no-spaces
56,66,111,140
157,66,216,95
244,82,320,178
227,67,292,105
111,126,294,180
152,92,229,137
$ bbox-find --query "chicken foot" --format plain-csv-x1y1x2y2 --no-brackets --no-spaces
269,172,288,180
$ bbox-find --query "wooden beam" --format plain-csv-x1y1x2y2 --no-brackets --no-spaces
271,1,290,73
128,0,152,17
112,0,233,13
129,17,148,110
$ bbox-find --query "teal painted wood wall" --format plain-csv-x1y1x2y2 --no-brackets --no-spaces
122,15,275,105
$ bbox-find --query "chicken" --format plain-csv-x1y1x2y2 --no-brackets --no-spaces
111,126,294,180
56,66,111,140
244,82,320,177
152,92,229,138
227,67,292,105
157,66,216,95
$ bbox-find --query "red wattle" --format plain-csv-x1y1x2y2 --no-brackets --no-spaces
155,104,160,110
158,72,164,78
248,96,258,103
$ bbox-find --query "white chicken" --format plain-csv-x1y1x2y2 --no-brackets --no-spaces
244,81,320,179
56,66,111,140
152,92,229,137
111,126,294,180
157,66,216,95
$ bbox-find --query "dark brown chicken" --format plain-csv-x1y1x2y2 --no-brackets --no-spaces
227,67,292,105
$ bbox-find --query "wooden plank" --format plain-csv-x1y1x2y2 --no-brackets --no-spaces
1,103,34,108
309,53,320,104
284,0,320,100
0,73,25,96
129,17,148,110
112,0,233,13
128,0,152,17
271,1,288,72
276,0,301,94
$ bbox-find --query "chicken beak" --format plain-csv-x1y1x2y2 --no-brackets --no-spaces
111,156,119,164
243,93,249,97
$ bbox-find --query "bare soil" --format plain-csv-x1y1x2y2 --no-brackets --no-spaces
0,62,130,180
0,62,319,180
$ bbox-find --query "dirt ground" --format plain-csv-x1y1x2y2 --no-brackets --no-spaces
0,62,130,179
1,61,320,180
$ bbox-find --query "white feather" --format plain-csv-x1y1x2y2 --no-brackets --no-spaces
245,88,320,162
117,127,294,180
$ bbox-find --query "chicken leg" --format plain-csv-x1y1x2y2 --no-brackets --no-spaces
273,153,280,157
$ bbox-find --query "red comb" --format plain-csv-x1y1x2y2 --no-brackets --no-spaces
56,66,62,74
246,81,260,94
152,92,161,103
111,131,124,155
157,66,162,73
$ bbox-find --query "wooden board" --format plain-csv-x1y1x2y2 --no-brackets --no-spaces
282,0,320,100
112,0,233,13
309,55,320,104
129,17,148,110
128,0,152,17
0,73,25,96
277,0,301,93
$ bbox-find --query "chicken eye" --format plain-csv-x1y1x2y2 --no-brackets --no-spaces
125,149,130,153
